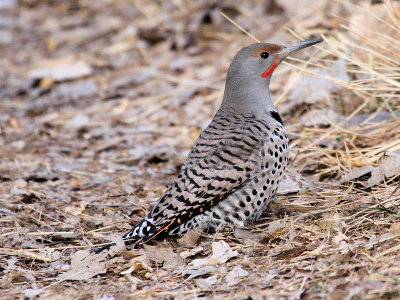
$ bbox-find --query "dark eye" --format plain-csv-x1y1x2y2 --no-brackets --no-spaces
260,51,269,59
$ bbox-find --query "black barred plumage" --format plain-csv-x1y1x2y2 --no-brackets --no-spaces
93,39,322,253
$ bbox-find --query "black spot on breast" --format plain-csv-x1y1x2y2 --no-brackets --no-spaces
213,212,221,219
271,111,284,125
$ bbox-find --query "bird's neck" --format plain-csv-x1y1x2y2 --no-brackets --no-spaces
221,76,277,119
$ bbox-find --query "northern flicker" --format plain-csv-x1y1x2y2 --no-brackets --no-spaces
94,39,322,253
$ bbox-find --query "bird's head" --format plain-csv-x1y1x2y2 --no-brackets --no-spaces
227,39,322,81
222,39,322,115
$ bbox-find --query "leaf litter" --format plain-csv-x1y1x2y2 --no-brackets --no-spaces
1,0,400,299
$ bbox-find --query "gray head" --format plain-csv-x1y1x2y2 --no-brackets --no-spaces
221,39,322,116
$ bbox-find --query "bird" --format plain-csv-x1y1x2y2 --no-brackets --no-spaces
94,38,322,253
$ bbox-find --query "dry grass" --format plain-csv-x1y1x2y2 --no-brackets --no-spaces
1,0,400,299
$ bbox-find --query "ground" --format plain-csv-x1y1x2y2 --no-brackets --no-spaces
1,0,400,299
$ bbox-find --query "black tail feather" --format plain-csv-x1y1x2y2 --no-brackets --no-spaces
92,219,160,254
91,243,114,254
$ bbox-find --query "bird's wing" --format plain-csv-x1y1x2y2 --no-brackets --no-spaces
145,113,270,240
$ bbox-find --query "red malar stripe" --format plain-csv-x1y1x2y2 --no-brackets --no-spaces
261,62,278,78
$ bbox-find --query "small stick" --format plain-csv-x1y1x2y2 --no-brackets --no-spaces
0,248,54,262
219,12,260,43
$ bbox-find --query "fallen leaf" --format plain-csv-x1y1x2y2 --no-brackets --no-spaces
64,201,87,216
180,265,219,280
190,241,238,267
53,79,98,100
234,228,264,246
277,174,301,194
129,255,153,273
381,156,400,178
96,296,116,300
23,288,44,298
29,61,92,81
225,266,249,286
13,179,28,189
268,219,287,234
179,246,204,259
343,155,400,187
143,243,184,269
301,109,343,127
177,229,201,247
196,274,220,288
281,57,350,114
320,213,341,234
346,111,400,130
57,250,107,281
343,165,375,183
390,223,400,235
66,114,90,129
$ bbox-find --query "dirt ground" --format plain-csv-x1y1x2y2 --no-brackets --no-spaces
1,0,400,299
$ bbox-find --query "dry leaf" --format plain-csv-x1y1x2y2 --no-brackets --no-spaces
177,229,201,247
190,241,238,267
57,250,107,281
143,243,184,269
129,255,153,273
29,60,92,81
225,266,249,286
180,265,219,280
277,173,301,195
301,109,343,128
196,274,220,288
343,155,400,187
179,246,204,259
23,288,45,298
320,213,341,234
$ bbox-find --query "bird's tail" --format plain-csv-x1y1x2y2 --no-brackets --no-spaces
92,218,156,254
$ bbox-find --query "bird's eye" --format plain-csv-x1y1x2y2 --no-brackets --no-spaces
260,52,269,59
